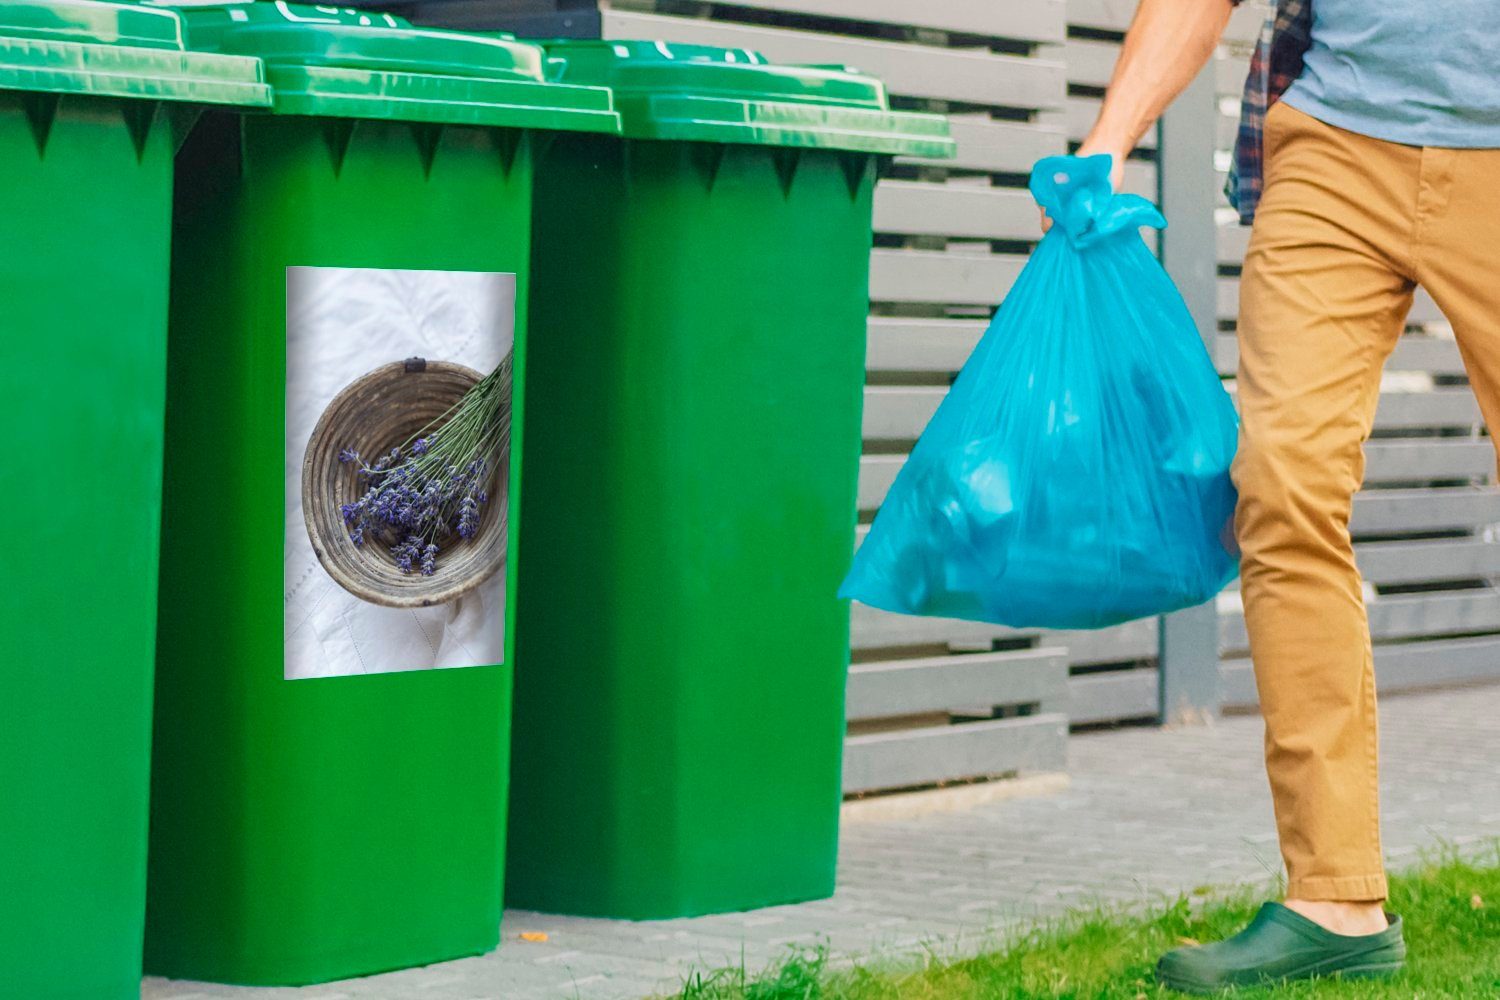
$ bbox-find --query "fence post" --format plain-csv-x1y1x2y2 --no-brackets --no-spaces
1155,61,1222,726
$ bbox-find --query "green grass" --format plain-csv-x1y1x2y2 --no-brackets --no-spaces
670,850,1500,999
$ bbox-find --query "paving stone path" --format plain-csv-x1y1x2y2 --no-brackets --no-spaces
146,683,1500,1000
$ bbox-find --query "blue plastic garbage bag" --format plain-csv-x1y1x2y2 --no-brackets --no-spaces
840,154,1239,630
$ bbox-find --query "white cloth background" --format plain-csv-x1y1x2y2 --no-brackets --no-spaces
284,267,515,680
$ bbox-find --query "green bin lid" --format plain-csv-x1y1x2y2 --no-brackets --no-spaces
542,40,953,157
159,2,619,131
0,0,269,105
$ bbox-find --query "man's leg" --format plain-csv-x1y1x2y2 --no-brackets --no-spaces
1156,102,1419,994
1235,103,1419,915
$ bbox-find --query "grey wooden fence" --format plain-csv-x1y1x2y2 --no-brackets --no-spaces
394,0,1500,794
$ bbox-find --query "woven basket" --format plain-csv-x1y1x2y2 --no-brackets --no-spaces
302,357,509,609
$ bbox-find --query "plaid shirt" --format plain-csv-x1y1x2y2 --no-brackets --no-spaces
1225,0,1314,224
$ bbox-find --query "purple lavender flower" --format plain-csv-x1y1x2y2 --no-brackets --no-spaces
363,450,394,478
413,438,429,456
420,543,438,576
457,496,479,540
393,535,419,574
338,447,359,464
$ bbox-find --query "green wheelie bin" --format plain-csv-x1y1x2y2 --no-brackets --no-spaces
0,4,268,997
142,3,616,985
507,41,953,919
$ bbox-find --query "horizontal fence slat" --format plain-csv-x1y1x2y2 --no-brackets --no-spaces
1221,635,1500,708
1068,667,1159,725
851,601,1003,652
1351,487,1500,534
602,10,1067,109
1364,591,1500,640
923,115,1067,173
1343,389,1479,430
1221,590,1500,654
866,316,985,373
1218,538,1500,594
1039,618,1159,665
1221,385,1480,431
847,648,1067,719
1363,441,1492,483
1389,324,1460,363
873,180,1039,240
868,248,1024,305
857,454,904,508
1357,538,1500,585
1214,333,1466,376
862,386,943,439
843,712,1067,793
1062,36,1117,90
685,0,1068,41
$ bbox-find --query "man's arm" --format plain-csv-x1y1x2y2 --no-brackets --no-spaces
1044,0,1236,227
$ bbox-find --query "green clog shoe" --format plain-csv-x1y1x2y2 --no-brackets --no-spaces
1156,902,1405,994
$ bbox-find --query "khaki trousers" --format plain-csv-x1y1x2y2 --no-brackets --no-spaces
1235,100,1500,902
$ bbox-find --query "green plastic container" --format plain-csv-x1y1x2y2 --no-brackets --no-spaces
143,3,615,986
509,41,952,919
0,4,267,997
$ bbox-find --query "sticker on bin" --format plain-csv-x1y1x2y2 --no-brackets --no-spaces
285,267,514,679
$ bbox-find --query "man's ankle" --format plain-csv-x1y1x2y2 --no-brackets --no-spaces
1283,898,1389,936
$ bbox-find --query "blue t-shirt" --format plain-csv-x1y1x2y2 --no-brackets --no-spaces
1281,0,1500,147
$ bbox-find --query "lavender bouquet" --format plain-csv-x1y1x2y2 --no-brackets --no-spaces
337,363,507,576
